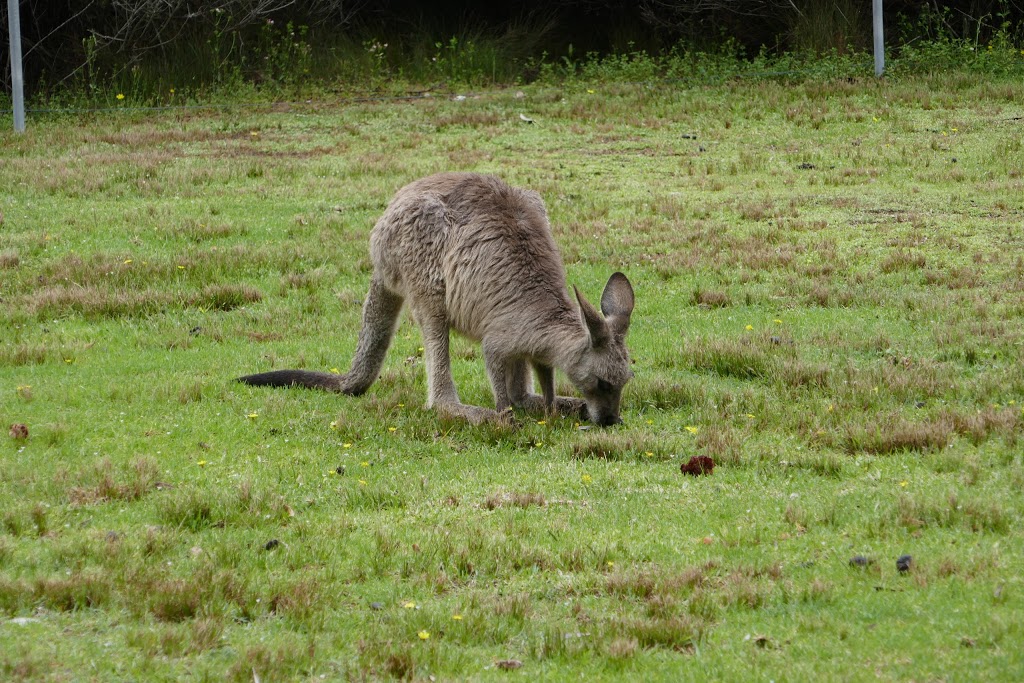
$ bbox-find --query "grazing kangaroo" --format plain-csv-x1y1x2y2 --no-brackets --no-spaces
238,172,635,426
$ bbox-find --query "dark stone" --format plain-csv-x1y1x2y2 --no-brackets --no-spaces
849,555,872,568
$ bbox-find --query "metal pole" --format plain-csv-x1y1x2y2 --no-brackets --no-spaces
873,0,885,77
7,0,26,132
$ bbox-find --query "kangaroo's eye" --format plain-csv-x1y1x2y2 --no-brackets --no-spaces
597,379,614,393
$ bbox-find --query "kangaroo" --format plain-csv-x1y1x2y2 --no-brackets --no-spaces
238,172,635,426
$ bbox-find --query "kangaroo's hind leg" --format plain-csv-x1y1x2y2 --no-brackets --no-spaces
417,306,501,425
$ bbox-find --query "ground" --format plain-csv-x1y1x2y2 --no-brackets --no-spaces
1,74,1023,680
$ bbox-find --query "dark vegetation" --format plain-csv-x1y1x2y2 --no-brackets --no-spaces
3,0,1024,104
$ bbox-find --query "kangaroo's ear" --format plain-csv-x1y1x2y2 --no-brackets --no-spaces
600,272,635,336
575,285,610,347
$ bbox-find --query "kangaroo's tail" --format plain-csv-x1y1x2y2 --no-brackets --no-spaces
237,369,349,392
237,275,404,396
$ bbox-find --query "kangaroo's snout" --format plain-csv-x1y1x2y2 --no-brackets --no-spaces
587,404,624,427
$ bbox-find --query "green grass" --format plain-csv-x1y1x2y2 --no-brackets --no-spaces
2,73,1024,680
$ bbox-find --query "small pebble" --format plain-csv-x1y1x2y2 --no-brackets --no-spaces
369,602,384,611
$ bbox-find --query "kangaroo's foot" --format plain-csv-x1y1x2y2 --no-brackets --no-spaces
434,401,517,426
512,394,588,420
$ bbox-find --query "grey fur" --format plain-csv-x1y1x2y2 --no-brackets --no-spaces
238,172,635,426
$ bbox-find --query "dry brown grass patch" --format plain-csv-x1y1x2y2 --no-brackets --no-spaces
67,456,160,506
683,336,771,380
612,614,706,650
696,425,743,466
34,571,112,611
193,284,262,311
435,111,501,129
570,433,671,460
881,250,927,273
944,406,1021,445
484,491,546,510
840,413,954,455
0,343,53,366
691,288,731,308
172,218,244,242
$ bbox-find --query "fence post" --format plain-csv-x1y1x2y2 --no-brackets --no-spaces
873,0,885,76
7,0,26,132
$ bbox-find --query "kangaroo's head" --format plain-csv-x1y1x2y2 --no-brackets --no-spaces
569,272,636,427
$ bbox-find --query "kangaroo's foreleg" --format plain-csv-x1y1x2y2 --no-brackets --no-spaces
503,361,588,420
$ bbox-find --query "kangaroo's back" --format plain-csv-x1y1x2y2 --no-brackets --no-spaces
370,173,576,342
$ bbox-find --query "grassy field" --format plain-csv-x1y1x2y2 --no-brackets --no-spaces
2,72,1023,681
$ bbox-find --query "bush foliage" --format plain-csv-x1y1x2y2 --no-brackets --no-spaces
2,1,1024,105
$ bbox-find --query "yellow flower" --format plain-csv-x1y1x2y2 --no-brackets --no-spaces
361,461,369,467
452,614,463,621
343,443,352,448
606,561,614,568
123,259,133,264
581,474,593,484
685,426,698,434
247,412,258,419
774,319,783,324
398,403,405,408
403,601,416,609
899,480,908,487
645,451,654,457
646,419,653,425
197,460,207,467
745,325,753,331
388,427,397,432
330,421,338,430
116,93,125,100
359,479,367,486
330,368,340,374
536,420,546,425
418,630,430,640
